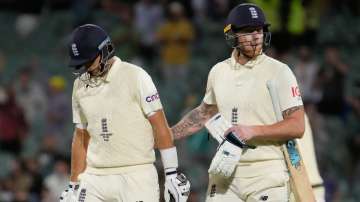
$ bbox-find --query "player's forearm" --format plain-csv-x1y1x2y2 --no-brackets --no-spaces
255,119,304,141
70,128,89,182
148,110,174,149
255,106,305,141
153,125,173,149
171,103,218,140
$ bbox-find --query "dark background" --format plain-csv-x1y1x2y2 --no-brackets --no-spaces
0,0,360,201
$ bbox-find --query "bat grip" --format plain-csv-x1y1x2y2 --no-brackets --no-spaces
226,132,256,149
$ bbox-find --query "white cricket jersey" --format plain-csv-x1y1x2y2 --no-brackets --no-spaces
203,51,303,177
72,56,162,174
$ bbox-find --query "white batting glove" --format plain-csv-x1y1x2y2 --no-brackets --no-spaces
164,168,191,202
208,140,243,178
59,181,79,202
206,113,242,178
205,113,231,143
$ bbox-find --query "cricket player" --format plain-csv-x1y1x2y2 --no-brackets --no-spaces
171,3,305,201
59,24,190,202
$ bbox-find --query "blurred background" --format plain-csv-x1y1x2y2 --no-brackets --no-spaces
0,0,360,201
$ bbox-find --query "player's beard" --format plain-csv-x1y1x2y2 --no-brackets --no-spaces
237,39,263,59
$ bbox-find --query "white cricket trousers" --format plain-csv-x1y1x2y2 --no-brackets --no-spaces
76,164,160,202
206,171,290,202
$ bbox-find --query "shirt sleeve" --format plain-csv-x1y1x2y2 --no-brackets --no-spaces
72,80,87,124
274,66,304,111
203,67,217,105
137,70,163,115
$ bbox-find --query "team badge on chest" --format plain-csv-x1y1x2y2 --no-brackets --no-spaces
100,118,112,141
231,107,238,125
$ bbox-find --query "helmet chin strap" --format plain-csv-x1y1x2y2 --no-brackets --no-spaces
90,59,107,77
72,37,115,88
88,47,114,78
225,30,270,60
232,32,263,60
77,56,113,88
90,40,115,78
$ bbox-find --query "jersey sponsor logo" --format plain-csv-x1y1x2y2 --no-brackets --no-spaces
249,7,258,19
71,43,80,56
291,86,301,97
145,92,159,103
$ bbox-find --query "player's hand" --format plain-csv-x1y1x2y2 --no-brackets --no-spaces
208,140,242,177
205,113,258,147
225,125,259,142
59,181,79,202
164,168,191,202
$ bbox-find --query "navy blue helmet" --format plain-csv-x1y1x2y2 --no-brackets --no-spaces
68,24,115,75
224,3,271,49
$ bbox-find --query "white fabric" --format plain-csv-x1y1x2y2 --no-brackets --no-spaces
202,52,302,177
206,171,290,201
75,123,87,129
208,141,242,177
76,165,160,201
146,111,156,117
298,114,324,186
274,66,303,112
313,186,325,202
71,57,162,174
205,113,231,143
160,147,179,169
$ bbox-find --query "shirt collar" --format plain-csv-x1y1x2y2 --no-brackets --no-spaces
229,50,266,70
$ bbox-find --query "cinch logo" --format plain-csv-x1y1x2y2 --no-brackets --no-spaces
72,43,79,56
291,86,301,97
146,92,159,102
249,7,258,19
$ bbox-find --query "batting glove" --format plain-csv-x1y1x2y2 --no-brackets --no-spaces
208,138,243,177
164,168,191,202
59,181,79,202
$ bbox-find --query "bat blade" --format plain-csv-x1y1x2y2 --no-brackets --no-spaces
266,80,316,202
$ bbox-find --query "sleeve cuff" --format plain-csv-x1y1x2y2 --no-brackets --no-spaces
75,123,87,129
160,147,178,170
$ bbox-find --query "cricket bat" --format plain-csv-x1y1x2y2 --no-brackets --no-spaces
266,80,316,202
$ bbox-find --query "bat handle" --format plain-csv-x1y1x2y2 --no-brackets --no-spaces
226,132,257,149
